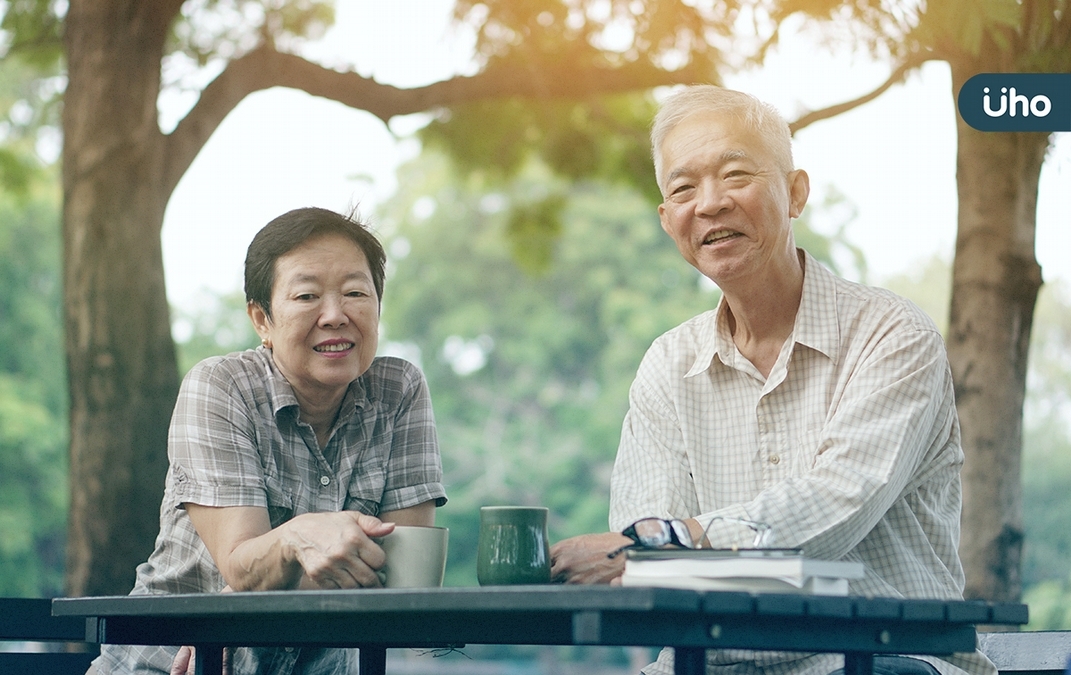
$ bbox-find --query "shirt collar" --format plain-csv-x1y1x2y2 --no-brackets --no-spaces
792,250,840,361
258,346,374,422
684,250,839,378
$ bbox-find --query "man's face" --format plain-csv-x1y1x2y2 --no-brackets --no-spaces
657,111,808,290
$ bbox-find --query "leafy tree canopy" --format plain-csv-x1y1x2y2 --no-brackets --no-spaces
0,174,66,597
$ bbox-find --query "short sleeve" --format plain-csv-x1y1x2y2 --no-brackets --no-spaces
168,357,270,510
382,362,446,511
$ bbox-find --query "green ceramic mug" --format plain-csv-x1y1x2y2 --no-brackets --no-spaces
476,506,552,585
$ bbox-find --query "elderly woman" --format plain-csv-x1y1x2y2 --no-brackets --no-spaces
89,207,447,674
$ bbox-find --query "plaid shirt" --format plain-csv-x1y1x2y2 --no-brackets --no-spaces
610,252,996,675
93,349,446,674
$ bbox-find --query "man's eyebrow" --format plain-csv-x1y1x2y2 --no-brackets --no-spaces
664,149,751,185
289,271,372,284
665,166,690,185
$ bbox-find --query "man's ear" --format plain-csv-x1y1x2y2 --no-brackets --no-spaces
657,201,671,235
788,169,810,219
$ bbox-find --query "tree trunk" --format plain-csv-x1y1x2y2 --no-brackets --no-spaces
63,1,180,596
947,61,1050,603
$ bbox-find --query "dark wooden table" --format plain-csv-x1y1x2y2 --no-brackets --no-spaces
53,586,1027,675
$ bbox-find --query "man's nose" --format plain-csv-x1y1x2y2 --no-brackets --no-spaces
694,179,731,215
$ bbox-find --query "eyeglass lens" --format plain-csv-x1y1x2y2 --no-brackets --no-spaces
700,516,775,549
632,518,695,549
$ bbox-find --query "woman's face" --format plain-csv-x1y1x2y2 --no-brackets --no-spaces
248,233,379,408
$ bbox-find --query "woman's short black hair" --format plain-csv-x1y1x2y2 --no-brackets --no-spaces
244,207,386,320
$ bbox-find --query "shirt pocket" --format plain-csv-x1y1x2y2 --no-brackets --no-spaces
263,475,294,528
344,464,387,516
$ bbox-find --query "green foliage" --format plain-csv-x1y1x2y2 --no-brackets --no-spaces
376,151,863,587
172,290,261,375
377,154,719,586
793,186,868,284
0,184,66,597
912,0,1021,57
454,0,728,71
0,54,59,195
170,0,335,66
421,92,663,204
1021,280,1071,618
878,253,952,334
0,0,64,67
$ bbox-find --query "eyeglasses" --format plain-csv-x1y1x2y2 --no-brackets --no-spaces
607,516,774,559
608,517,695,558
707,515,776,550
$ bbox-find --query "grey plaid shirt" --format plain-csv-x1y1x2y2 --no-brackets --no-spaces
611,252,996,675
93,349,446,674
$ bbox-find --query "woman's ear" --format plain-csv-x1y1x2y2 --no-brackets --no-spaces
247,301,272,348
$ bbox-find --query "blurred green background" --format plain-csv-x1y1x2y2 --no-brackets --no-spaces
5,146,1070,628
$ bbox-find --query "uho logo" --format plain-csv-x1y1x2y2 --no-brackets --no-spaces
958,74,1070,132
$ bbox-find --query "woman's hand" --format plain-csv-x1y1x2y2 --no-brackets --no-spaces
186,504,395,591
550,532,633,585
284,511,395,589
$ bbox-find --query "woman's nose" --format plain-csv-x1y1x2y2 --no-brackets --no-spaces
319,295,348,327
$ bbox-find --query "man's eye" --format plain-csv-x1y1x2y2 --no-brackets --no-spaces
296,293,316,301
345,290,368,298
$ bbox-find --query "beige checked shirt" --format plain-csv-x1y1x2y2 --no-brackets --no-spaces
610,252,996,675
93,349,446,675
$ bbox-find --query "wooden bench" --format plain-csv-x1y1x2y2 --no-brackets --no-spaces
0,598,99,675
979,631,1071,675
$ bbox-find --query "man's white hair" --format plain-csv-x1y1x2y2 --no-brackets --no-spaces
651,85,795,194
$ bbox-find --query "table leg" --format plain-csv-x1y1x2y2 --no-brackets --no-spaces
192,645,224,675
360,646,387,675
843,652,874,675
674,647,707,675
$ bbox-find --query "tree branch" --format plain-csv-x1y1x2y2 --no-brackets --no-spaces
788,53,932,134
163,44,709,194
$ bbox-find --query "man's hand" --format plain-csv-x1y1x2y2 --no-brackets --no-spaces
283,511,395,589
550,532,633,584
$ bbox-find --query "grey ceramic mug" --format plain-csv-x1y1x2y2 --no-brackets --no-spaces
379,525,449,588
476,506,551,585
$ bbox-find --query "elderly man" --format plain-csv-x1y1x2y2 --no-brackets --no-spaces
550,85,996,675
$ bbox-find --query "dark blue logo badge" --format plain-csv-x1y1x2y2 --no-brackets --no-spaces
958,73,1070,132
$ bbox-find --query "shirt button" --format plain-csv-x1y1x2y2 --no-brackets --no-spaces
320,475,331,486
769,455,780,465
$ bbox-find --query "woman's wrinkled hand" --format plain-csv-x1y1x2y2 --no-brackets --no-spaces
285,511,395,589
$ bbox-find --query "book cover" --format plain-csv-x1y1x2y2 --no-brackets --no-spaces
619,571,852,595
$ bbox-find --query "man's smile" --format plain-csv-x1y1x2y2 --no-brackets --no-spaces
702,229,743,246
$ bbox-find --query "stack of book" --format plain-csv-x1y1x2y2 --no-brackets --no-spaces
620,548,865,595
